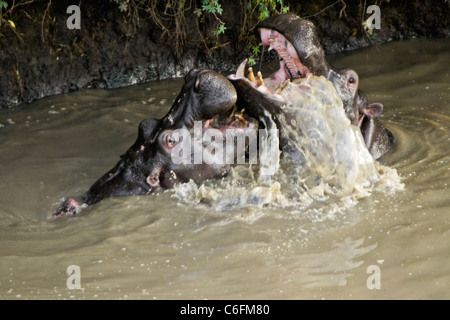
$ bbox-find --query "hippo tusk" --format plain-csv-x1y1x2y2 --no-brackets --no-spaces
236,58,248,78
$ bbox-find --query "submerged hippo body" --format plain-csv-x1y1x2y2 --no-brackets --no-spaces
247,14,393,159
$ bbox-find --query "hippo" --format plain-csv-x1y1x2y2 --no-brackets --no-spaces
53,68,258,216
53,14,393,216
242,13,393,159
353,90,394,160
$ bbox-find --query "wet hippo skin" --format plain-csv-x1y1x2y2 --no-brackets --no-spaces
53,69,257,217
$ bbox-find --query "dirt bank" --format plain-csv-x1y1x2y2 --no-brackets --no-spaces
0,0,448,109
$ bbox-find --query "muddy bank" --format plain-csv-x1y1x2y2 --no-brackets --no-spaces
0,0,448,109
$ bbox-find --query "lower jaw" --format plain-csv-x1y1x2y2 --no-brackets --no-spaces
206,110,259,133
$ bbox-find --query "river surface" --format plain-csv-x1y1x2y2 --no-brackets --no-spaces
0,39,448,300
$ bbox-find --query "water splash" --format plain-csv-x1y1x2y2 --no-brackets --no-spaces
172,76,404,217
275,76,380,196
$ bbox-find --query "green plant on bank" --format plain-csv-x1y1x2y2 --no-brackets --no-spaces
248,44,261,66
194,0,226,36
194,0,289,64
109,0,289,60
246,0,289,65
0,0,20,39
251,0,289,21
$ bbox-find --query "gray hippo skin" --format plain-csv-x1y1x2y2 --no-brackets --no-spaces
242,13,393,159
54,68,257,217
353,90,394,160
53,15,393,217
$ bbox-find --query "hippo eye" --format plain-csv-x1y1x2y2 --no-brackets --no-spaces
162,131,178,150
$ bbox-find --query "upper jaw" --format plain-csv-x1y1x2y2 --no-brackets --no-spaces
258,27,313,82
229,26,315,99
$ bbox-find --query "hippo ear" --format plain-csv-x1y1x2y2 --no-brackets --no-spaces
138,119,160,141
362,102,384,118
130,118,160,150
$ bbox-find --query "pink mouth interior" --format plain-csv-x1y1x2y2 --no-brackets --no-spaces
259,28,312,82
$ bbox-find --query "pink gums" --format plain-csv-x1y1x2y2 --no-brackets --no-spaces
259,28,312,81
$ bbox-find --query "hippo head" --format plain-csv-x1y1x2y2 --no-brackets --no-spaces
256,14,359,122
229,14,392,159
257,14,330,80
229,14,359,125
54,69,257,216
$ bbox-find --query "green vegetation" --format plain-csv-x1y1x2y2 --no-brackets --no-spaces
245,0,290,65
195,0,226,36
197,0,290,64
0,0,391,65
110,0,289,60
194,0,289,38
0,0,21,41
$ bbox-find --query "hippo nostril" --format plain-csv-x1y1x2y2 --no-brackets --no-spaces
146,175,159,187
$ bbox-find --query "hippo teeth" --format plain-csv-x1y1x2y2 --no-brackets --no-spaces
236,58,248,78
275,79,291,95
248,67,256,82
207,106,249,130
285,63,294,79
246,67,265,87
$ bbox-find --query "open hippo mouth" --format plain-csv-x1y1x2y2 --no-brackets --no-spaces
228,18,323,126
259,28,312,82
229,16,385,193
228,15,329,106
203,103,254,132
229,14,393,162
256,14,331,82
157,68,258,135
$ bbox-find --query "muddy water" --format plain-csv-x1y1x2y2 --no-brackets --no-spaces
0,39,448,300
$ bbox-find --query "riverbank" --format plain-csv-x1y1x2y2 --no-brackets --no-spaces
0,0,448,109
